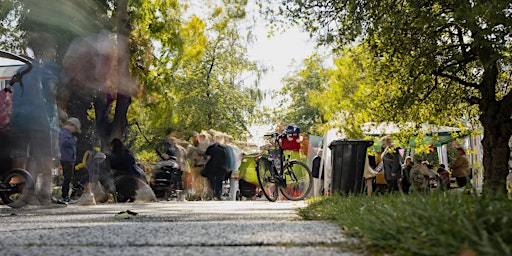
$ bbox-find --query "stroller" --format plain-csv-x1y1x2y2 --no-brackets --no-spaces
150,155,184,200
237,153,260,200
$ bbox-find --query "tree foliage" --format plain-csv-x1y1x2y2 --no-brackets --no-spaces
261,0,512,192
277,53,329,135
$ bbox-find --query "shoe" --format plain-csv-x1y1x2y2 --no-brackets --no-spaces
76,192,96,205
63,197,77,204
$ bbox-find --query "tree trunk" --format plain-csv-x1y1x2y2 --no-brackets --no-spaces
478,59,512,194
109,0,131,143
481,123,510,194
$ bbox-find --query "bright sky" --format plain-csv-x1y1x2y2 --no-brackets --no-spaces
247,25,316,91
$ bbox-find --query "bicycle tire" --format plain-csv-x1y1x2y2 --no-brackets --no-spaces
256,158,278,202
279,160,313,201
0,168,35,208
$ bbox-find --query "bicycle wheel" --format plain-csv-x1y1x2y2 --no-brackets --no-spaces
256,158,278,202
279,160,312,201
0,168,35,208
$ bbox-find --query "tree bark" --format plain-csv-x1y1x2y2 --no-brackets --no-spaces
478,60,512,194
109,0,131,144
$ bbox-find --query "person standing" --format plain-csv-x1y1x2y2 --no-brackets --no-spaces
203,134,227,200
59,117,81,203
450,147,471,188
436,164,451,191
380,136,401,193
311,149,324,197
10,32,61,205
401,156,413,194
363,154,378,196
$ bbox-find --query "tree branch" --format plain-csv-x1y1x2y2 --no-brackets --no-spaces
434,71,479,89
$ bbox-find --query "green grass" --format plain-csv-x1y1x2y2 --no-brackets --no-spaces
298,191,512,256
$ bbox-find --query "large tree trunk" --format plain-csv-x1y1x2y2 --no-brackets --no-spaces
478,59,512,194
105,0,131,145
481,123,510,194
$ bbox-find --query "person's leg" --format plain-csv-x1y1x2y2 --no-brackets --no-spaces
456,176,467,188
213,174,223,200
60,161,74,199
365,178,373,196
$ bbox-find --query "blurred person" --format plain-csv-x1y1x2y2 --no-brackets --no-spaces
224,135,242,200
203,134,227,200
436,164,451,191
401,156,413,194
380,136,401,193
59,117,81,203
311,148,324,197
409,159,437,193
450,147,471,188
10,32,61,205
186,131,209,199
107,138,138,176
162,135,181,160
363,154,378,196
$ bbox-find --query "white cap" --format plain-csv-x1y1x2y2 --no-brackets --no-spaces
66,117,81,133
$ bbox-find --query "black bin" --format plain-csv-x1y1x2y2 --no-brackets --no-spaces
328,139,374,195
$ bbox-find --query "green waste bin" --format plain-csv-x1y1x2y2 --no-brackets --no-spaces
328,139,373,195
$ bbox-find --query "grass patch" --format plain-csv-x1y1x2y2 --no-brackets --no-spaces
298,192,512,256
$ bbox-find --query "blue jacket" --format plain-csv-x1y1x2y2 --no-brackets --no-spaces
59,127,76,162
11,61,60,134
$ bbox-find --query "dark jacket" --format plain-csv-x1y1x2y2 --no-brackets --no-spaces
59,127,76,162
108,148,137,175
311,156,323,179
204,143,226,176
382,147,402,181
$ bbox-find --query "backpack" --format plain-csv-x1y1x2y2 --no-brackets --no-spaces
410,167,427,189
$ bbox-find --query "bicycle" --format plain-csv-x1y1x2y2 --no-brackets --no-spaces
0,50,36,208
255,132,313,201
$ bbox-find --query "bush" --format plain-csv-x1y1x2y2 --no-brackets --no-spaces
298,192,512,255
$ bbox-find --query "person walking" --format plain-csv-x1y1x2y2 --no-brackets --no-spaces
203,134,227,200
10,32,61,205
59,117,81,203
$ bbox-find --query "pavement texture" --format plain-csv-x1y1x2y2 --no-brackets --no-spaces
0,200,359,256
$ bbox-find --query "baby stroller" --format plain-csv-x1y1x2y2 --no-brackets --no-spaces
150,155,183,200
237,153,260,200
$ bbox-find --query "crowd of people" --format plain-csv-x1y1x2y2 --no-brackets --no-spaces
362,136,472,196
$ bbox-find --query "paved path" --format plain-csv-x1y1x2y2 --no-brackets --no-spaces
0,200,358,256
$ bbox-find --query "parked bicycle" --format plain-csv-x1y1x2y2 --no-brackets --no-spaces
0,50,35,208
255,132,312,201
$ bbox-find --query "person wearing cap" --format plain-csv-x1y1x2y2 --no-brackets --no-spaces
59,117,81,203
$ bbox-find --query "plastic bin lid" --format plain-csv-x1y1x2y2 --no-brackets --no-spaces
328,139,374,149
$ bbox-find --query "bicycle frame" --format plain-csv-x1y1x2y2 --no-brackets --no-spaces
258,133,287,175
255,132,313,201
